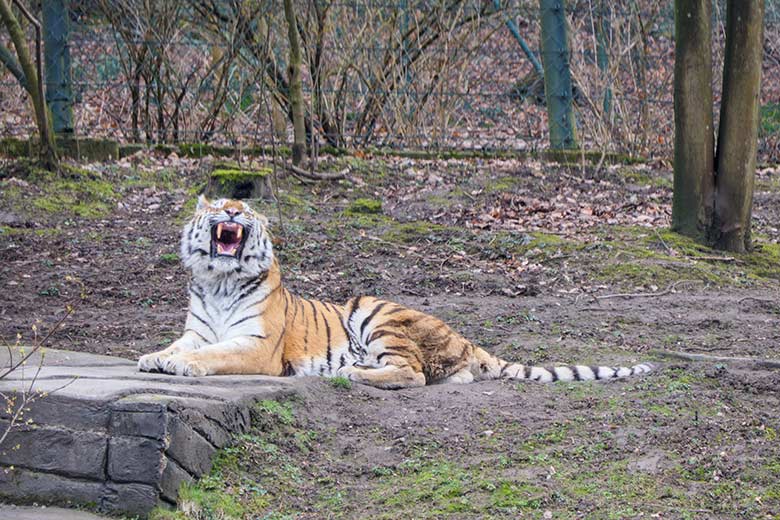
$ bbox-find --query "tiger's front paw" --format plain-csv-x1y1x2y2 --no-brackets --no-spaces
138,352,169,372
159,355,211,377
336,365,359,380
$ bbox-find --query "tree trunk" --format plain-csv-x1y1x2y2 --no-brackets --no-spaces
42,0,74,135
0,0,58,169
0,42,27,89
539,0,578,149
131,71,141,142
671,0,715,241
283,0,306,165
712,0,765,252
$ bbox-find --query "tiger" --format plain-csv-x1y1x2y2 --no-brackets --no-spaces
137,196,653,389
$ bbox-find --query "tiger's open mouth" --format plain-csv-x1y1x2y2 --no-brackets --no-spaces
211,222,246,258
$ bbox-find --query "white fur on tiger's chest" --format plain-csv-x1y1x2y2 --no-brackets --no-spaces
186,277,270,343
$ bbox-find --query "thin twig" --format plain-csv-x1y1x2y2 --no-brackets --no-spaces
274,158,351,181
738,296,776,306
366,235,424,257
652,349,780,370
595,279,700,300
684,255,739,263
593,149,607,177
0,307,73,380
653,228,674,255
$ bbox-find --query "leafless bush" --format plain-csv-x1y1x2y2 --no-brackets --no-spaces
1,0,779,161
0,308,75,456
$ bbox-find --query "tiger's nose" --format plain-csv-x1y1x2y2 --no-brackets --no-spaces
224,208,241,217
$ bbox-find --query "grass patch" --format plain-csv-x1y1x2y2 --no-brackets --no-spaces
0,163,118,219
381,220,455,244
255,400,295,425
621,168,673,189
485,175,526,193
327,376,352,390
121,166,190,191
148,509,189,520
31,169,117,218
371,460,472,516
177,482,246,519
370,459,547,518
345,198,382,215
760,103,780,137
585,227,780,287
159,252,179,264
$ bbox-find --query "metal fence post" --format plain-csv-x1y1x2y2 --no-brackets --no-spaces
42,0,74,135
597,0,612,119
539,0,578,149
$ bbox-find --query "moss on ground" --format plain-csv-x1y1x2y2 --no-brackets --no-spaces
33,167,117,218
583,227,780,287
0,226,61,237
0,162,118,218
345,198,382,215
621,168,673,189
484,175,529,193
121,167,187,191
381,221,452,244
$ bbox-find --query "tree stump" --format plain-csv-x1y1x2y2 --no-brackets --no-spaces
206,165,273,200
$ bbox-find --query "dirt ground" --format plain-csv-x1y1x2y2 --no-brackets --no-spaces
1,153,779,519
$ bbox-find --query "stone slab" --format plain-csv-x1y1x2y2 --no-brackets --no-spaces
0,425,107,479
0,504,112,520
0,468,105,507
0,347,301,517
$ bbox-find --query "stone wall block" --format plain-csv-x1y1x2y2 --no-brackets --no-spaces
107,436,166,484
166,415,216,477
0,425,106,479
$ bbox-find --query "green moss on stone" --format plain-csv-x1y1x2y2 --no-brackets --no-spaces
212,168,271,183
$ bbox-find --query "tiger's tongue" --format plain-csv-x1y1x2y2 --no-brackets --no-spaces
217,242,239,255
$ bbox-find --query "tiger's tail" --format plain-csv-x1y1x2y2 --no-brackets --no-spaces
473,347,653,383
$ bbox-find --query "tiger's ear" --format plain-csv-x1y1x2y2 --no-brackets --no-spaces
196,194,210,212
257,214,269,227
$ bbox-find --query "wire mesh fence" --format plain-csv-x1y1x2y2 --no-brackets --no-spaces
1,0,779,162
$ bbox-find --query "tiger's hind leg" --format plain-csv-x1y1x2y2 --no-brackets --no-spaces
338,363,426,389
436,367,474,385
338,338,426,389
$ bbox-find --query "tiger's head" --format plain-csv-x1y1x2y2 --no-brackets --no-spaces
181,195,274,279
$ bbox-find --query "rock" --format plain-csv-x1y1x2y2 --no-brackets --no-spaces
206,165,273,200
0,211,31,228
0,347,297,517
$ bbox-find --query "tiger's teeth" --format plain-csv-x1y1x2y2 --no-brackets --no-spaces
236,227,243,239
217,223,223,239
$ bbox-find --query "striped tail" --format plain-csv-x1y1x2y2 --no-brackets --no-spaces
474,347,653,383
